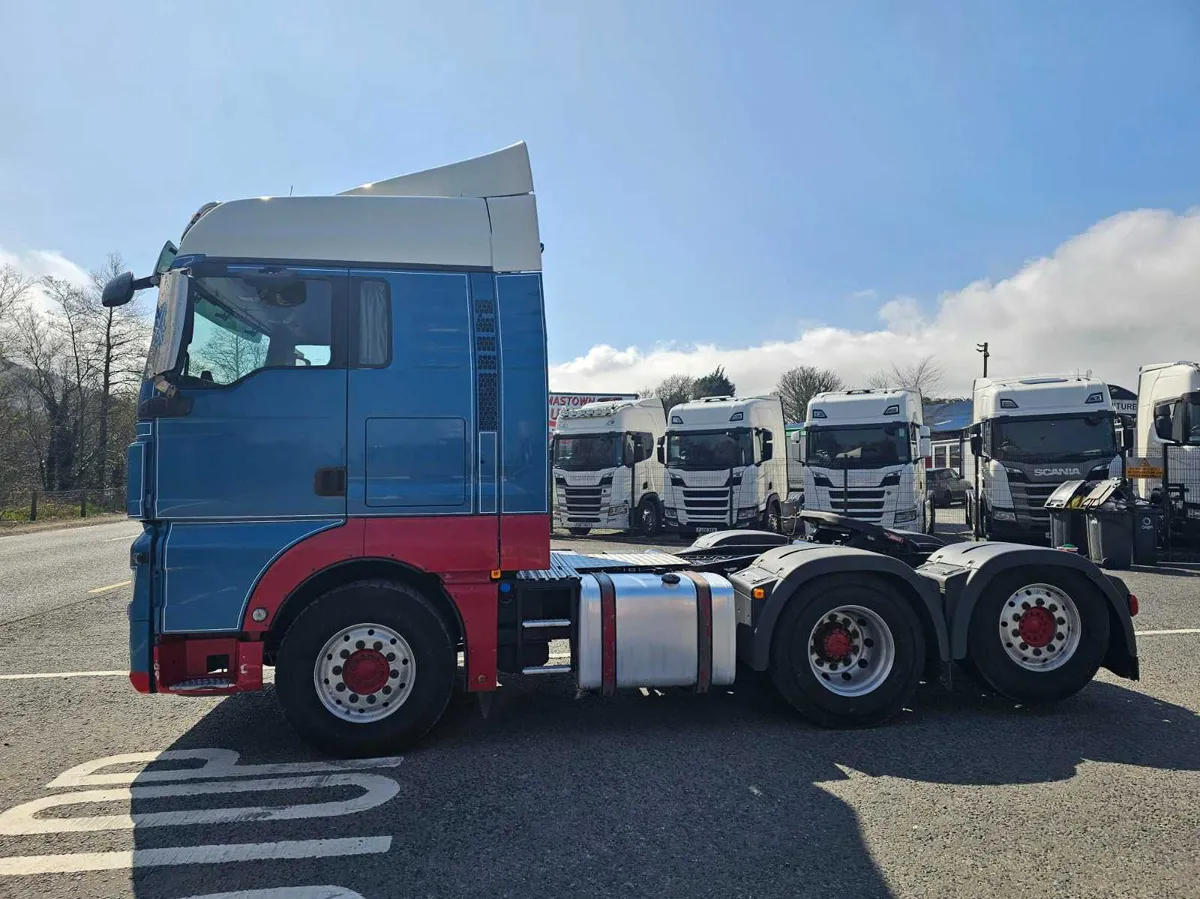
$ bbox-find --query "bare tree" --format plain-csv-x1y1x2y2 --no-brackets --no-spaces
194,329,268,384
863,354,944,398
776,365,844,422
645,373,696,415
85,254,149,489
0,264,36,358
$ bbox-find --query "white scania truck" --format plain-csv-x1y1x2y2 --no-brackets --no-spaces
659,396,788,534
971,375,1120,543
1133,362,1200,535
552,397,667,536
799,389,932,531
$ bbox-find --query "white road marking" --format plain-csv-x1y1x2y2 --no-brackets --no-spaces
1135,628,1200,636
0,773,401,835
0,670,126,681
0,837,391,876
183,889,366,899
87,580,131,594
105,535,136,542
49,748,404,788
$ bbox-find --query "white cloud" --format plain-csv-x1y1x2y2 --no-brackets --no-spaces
550,208,1200,397
1,245,92,312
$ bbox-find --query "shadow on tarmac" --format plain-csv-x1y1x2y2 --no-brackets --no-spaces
129,673,1200,899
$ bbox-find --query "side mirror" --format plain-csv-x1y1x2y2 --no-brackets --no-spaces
970,434,983,457
798,437,807,463
102,272,136,308
154,240,179,276
761,435,773,461
656,436,665,465
919,436,931,459
1121,422,1135,452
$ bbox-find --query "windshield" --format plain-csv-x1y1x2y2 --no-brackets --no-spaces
144,269,334,385
553,434,621,471
666,429,752,469
1188,398,1200,443
991,414,1116,462
807,423,911,467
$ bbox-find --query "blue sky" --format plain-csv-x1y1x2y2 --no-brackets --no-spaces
3,2,1200,393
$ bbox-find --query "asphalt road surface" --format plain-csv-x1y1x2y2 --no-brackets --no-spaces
0,523,1198,899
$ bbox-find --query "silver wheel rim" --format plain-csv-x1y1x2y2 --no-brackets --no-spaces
313,623,416,723
807,605,896,697
998,583,1081,672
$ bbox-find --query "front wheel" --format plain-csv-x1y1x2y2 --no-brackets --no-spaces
966,567,1109,704
770,574,925,728
276,579,456,757
762,498,783,534
635,497,661,536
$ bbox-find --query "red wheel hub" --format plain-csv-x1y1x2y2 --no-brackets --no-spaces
342,649,390,695
1018,607,1056,648
821,627,853,661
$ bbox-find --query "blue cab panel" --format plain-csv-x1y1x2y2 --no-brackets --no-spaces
497,274,549,514
161,519,342,633
366,417,467,507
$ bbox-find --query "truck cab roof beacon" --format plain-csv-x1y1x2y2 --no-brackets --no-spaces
114,143,1141,758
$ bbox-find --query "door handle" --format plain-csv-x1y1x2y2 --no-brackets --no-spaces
314,467,347,497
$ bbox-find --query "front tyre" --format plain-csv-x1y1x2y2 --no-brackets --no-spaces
276,579,456,758
770,574,925,728
966,567,1109,704
635,497,661,536
762,498,783,534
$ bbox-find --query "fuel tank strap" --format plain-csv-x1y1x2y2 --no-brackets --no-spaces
681,572,713,694
594,572,618,697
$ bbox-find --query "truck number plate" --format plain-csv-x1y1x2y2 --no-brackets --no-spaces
697,527,719,534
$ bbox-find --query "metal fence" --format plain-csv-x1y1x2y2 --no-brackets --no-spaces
1158,444,1200,560
0,487,125,525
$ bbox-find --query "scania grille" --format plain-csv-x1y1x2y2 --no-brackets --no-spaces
826,489,886,520
682,488,731,521
564,487,602,520
1012,484,1057,523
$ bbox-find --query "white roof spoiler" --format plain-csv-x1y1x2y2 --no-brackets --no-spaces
340,142,533,199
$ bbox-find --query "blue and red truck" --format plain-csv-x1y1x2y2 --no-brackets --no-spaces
104,143,1140,757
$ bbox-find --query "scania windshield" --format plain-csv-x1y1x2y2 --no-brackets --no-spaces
991,413,1116,463
666,429,752,469
553,434,621,470
807,423,911,467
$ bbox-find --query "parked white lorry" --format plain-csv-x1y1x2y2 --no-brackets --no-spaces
970,375,1120,543
800,389,932,531
1133,362,1200,533
659,396,788,534
552,397,667,535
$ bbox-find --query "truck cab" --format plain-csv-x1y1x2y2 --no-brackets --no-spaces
971,375,1120,543
1134,362,1200,533
658,396,787,534
111,143,549,708
800,389,932,532
552,397,667,535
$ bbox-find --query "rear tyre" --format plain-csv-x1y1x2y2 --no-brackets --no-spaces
567,527,591,537
635,497,661,536
966,567,1109,704
276,579,456,757
770,574,925,728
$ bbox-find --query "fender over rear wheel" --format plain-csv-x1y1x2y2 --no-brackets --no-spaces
276,579,456,757
965,567,1109,704
770,574,925,728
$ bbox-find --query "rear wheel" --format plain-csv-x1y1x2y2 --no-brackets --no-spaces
635,497,661,536
567,527,591,537
770,574,925,728
276,579,456,757
966,567,1109,704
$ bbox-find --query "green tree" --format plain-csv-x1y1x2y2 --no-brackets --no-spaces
692,365,735,399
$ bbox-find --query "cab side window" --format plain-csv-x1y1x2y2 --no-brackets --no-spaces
630,432,654,463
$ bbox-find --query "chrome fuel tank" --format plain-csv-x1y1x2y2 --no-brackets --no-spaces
577,571,736,690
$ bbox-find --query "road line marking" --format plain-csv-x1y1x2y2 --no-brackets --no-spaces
184,888,366,899
1135,628,1200,636
0,670,126,681
87,580,131,594
0,774,401,835
0,836,391,876
50,748,405,788
105,535,136,542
